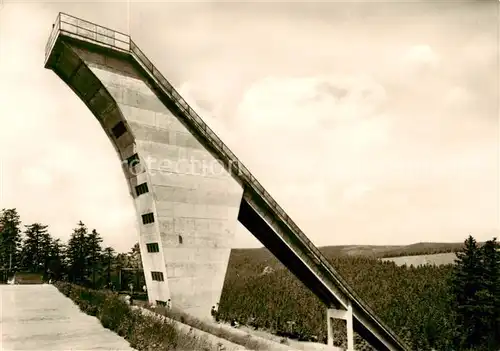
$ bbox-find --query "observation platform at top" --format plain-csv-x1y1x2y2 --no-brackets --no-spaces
44,12,410,351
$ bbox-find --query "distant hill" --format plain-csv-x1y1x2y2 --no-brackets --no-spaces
228,242,465,277
232,241,464,261
322,242,465,258
381,252,457,267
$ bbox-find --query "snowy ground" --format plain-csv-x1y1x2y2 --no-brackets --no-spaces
0,284,135,351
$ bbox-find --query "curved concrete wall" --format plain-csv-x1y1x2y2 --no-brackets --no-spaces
64,44,243,319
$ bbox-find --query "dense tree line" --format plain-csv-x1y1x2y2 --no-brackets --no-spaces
219,235,500,351
0,208,144,290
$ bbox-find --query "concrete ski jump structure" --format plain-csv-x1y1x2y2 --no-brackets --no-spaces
44,13,409,351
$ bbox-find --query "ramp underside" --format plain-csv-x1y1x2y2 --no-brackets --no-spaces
238,197,337,306
44,13,409,351
238,195,399,351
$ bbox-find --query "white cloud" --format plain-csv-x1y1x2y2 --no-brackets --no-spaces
445,86,474,107
404,44,439,67
342,183,373,203
21,167,54,187
237,74,388,130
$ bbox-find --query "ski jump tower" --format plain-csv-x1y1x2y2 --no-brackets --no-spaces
44,13,409,351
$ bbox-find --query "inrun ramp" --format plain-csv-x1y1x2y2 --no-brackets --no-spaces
44,13,410,351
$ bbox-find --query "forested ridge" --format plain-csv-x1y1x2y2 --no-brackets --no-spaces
1,208,499,350
220,251,454,350
219,238,499,350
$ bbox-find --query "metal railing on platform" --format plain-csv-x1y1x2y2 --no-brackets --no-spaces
44,12,407,348
45,13,130,62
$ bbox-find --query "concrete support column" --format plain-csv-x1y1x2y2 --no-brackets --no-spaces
327,314,333,347
327,301,354,351
346,301,354,351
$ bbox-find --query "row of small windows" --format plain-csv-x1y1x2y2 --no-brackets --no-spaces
129,151,152,227
151,271,164,281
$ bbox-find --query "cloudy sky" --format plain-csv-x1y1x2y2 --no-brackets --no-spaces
0,1,498,253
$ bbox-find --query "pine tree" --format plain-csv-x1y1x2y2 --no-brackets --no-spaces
46,238,65,280
129,242,141,269
450,235,484,349
86,229,103,288
21,223,51,273
449,235,500,350
102,246,115,287
480,238,500,349
66,221,88,283
0,208,22,274
39,230,53,274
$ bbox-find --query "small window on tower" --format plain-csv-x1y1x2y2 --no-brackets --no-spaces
142,212,154,225
151,271,164,281
135,182,149,196
111,121,127,139
146,243,159,253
